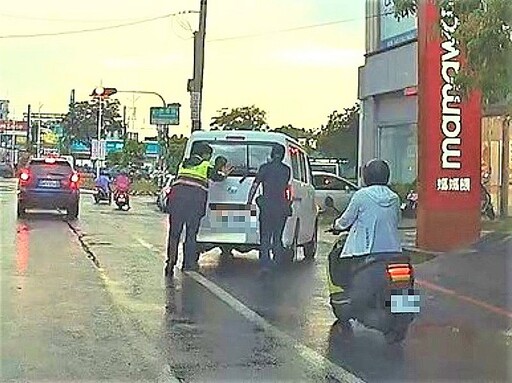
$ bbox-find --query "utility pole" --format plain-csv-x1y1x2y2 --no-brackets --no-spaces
190,0,207,132
500,116,510,217
96,97,103,179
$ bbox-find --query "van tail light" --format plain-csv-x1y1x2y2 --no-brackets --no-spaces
386,263,414,284
70,172,80,189
19,169,30,183
285,185,293,202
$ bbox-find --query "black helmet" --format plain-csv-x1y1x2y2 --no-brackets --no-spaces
363,159,390,186
192,142,213,159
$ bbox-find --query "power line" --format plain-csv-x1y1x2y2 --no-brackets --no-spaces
0,10,398,41
207,11,397,43
0,12,150,23
0,10,199,39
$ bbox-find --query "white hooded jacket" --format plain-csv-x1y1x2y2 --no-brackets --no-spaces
334,185,402,257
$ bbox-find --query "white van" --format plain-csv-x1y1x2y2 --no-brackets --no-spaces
183,130,319,261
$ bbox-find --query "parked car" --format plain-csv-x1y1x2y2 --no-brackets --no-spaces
312,171,359,214
17,156,81,219
184,130,319,260
156,174,175,212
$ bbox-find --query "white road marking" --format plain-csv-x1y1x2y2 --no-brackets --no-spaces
137,237,156,251
186,270,366,383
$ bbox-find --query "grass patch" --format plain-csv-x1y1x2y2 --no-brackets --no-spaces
131,179,158,194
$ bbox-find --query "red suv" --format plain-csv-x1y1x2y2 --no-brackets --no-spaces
17,157,80,219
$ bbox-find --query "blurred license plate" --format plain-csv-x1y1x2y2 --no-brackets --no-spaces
390,294,420,313
39,180,59,188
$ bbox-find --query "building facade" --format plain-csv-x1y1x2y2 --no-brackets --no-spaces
358,0,510,209
358,0,418,186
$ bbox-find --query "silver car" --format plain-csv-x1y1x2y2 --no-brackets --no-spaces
312,171,359,214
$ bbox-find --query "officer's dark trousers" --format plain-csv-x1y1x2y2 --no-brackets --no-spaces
259,208,287,268
166,185,206,270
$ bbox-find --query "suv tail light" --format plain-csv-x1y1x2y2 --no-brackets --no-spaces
70,172,80,189
19,169,30,183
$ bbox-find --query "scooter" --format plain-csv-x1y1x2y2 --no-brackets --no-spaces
114,190,130,211
401,190,418,219
324,198,418,344
94,186,112,205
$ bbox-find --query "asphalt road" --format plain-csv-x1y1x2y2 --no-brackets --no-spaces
1,178,511,382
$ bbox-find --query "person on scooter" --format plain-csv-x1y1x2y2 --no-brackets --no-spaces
95,170,111,201
328,159,402,331
113,170,132,210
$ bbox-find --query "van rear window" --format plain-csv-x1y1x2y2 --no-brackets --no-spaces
191,141,277,176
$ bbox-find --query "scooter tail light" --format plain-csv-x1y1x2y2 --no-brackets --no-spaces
387,263,413,283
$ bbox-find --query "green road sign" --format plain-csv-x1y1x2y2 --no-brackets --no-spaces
150,105,180,125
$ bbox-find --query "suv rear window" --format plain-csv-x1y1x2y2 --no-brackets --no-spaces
191,141,277,177
28,160,72,177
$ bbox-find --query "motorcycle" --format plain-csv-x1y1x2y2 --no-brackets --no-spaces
114,190,130,210
401,190,418,219
324,198,418,344
94,186,112,205
400,185,495,220
326,229,418,344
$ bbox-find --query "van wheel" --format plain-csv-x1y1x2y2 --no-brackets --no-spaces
281,220,299,264
304,220,318,260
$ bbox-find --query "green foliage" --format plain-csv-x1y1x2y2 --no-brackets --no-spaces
61,99,124,146
392,0,512,106
106,139,145,168
316,103,360,161
210,105,268,131
165,134,188,174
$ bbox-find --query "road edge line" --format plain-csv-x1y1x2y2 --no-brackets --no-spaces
186,271,366,383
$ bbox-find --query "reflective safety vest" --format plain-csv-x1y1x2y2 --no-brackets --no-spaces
175,159,211,190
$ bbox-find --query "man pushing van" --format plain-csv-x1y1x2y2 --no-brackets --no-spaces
165,143,232,278
247,144,292,272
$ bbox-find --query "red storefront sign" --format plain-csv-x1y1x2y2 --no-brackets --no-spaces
417,0,481,251
0,120,28,132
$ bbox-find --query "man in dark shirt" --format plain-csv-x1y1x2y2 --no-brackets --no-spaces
247,144,291,271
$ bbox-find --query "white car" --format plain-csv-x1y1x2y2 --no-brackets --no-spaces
312,171,359,214
182,130,319,261
156,174,175,212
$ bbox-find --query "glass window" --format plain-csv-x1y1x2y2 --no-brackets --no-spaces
290,147,301,181
311,164,337,175
299,152,308,183
378,124,417,184
313,174,347,190
191,141,275,176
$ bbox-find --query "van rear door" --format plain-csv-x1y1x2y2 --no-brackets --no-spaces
191,139,276,243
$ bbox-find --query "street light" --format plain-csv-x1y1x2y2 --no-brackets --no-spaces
36,103,43,157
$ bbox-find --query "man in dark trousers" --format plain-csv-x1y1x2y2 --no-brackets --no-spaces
247,144,291,272
165,143,232,278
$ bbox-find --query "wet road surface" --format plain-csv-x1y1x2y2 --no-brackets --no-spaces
1,178,511,382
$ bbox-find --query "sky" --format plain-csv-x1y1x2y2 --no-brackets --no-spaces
0,0,366,138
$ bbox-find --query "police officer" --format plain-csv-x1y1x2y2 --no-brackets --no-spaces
165,143,231,278
246,144,291,272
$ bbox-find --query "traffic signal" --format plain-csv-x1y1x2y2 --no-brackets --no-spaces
90,87,117,98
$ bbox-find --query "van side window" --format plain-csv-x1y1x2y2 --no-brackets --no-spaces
290,148,301,181
298,151,308,183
